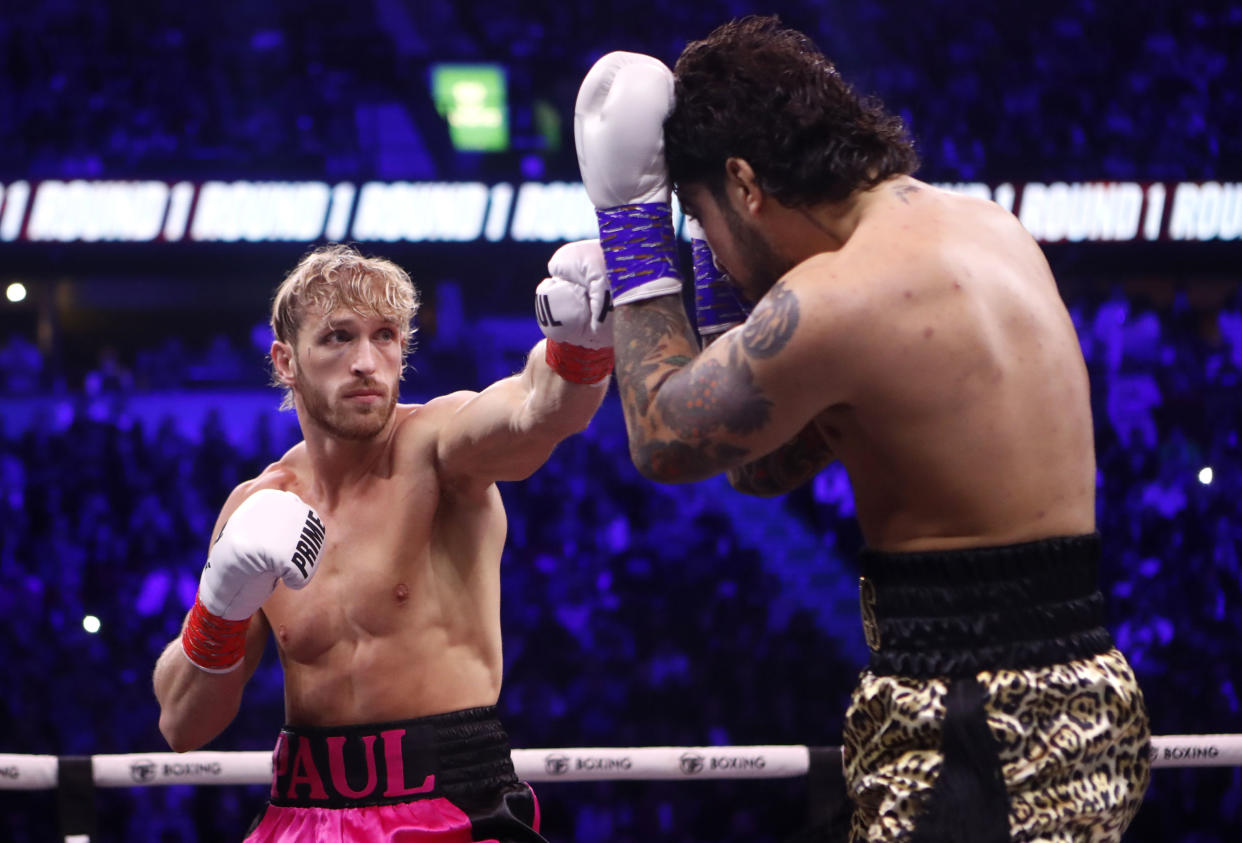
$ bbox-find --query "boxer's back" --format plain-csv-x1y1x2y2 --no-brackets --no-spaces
256,402,509,726
801,180,1096,551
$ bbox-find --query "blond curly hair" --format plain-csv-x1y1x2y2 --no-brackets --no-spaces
270,244,420,410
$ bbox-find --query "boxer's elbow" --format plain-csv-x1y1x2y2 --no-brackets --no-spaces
726,467,788,497
159,712,206,753
156,687,239,753
162,732,199,754
628,437,717,485
153,637,245,752
630,451,664,483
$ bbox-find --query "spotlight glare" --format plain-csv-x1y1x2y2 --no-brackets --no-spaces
5,282,26,303
1198,467,1213,486
83,615,101,634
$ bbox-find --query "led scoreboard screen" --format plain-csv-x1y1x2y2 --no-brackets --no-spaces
0,179,1239,245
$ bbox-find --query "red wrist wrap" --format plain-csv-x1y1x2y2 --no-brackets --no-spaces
181,593,251,673
546,339,614,384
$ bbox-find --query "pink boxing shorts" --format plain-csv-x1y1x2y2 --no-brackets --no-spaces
244,706,545,843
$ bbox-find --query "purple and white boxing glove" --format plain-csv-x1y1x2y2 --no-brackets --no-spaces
575,51,684,307
686,218,751,340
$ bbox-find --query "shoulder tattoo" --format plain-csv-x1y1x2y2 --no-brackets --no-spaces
741,282,799,359
894,183,922,204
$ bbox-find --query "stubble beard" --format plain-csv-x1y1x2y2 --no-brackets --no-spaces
298,377,398,441
721,199,793,303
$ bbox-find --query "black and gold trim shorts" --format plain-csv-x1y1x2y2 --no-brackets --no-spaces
844,535,1150,843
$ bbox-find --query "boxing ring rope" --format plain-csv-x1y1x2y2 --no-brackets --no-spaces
3,735,1241,841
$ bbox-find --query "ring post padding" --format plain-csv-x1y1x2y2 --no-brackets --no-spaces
805,746,847,827
57,756,97,841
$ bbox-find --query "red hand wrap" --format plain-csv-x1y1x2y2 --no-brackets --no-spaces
546,339,614,384
181,593,251,673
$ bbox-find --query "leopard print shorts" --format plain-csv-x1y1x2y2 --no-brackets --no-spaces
844,648,1151,842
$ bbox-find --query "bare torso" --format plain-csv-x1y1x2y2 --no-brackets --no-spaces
797,180,1096,550
246,402,508,726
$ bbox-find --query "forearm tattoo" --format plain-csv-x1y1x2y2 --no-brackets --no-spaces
614,298,700,417
615,299,769,480
613,284,803,482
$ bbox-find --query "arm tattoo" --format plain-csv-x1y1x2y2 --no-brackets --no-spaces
728,422,836,497
615,299,700,416
630,338,773,480
657,340,772,439
635,439,751,482
612,289,807,483
741,282,799,358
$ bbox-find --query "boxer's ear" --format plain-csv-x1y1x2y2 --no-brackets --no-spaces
724,157,763,216
271,340,296,386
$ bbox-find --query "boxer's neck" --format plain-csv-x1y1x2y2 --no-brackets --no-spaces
298,410,399,500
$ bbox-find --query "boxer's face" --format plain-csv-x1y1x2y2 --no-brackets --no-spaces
679,182,789,304
280,306,402,440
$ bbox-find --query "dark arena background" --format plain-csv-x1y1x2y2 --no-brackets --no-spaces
2,1,1241,840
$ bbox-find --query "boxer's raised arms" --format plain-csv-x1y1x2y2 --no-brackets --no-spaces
574,20,1148,842
433,239,614,491
576,50,1095,552
574,52,840,492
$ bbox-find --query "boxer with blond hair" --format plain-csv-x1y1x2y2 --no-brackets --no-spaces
154,240,612,842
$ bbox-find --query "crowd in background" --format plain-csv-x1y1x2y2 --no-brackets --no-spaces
1,0,1238,182
2,0,1241,840
3,285,1242,841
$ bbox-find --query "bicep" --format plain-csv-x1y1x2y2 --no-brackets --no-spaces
434,376,562,483
433,386,518,477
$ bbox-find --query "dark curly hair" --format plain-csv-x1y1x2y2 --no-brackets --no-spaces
665,16,919,206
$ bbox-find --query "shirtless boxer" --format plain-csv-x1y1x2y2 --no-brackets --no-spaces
153,240,612,842
575,17,1149,843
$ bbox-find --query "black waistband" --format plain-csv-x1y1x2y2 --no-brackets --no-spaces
270,706,517,809
858,534,1114,677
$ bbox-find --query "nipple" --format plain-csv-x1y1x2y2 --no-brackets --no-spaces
394,583,410,603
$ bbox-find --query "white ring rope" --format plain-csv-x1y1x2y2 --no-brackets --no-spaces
1,735,1238,791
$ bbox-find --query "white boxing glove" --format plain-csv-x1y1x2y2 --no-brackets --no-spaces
575,51,684,306
575,51,675,208
182,489,325,672
537,239,614,384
